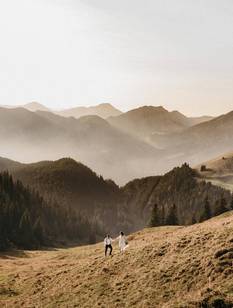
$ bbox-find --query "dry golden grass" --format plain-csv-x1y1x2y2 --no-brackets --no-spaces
1,212,233,307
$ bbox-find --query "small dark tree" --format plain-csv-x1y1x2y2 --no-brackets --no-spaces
200,165,207,172
149,204,160,227
200,197,211,222
165,204,178,225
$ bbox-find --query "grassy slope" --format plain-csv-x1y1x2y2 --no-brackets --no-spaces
196,152,233,192
1,212,233,308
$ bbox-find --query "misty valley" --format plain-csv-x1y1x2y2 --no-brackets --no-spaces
1,103,233,308
1,0,233,305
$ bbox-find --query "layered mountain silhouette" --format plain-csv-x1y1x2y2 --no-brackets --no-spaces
158,111,233,169
22,102,51,112
1,104,233,184
0,107,160,184
108,106,212,144
56,103,122,119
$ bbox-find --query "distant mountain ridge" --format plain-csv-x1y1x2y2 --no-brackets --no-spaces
0,102,122,119
23,102,51,112
0,107,161,184
108,105,213,143
159,110,233,170
56,103,122,119
2,104,233,184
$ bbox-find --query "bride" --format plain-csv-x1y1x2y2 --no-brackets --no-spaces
118,231,128,252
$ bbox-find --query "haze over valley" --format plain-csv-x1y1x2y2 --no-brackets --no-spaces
1,0,233,306
1,102,233,185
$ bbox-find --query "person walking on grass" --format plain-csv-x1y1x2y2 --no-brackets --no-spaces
104,234,113,256
118,231,128,253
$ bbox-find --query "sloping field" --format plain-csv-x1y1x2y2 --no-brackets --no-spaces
1,212,233,308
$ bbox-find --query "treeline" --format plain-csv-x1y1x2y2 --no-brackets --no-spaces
0,172,103,250
149,196,233,227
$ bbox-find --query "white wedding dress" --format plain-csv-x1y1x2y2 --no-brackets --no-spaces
118,234,127,252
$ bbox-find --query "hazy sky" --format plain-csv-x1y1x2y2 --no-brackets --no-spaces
0,0,232,116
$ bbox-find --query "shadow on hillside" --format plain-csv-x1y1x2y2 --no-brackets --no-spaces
0,250,29,259
0,246,60,259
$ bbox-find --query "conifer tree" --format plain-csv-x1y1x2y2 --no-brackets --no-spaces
149,204,160,227
165,203,178,225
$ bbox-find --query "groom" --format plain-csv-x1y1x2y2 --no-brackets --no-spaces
104,234,113,256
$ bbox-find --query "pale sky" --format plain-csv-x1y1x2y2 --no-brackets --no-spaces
0,0,232,116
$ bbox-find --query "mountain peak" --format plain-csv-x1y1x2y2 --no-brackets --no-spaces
96,103,114,108
23,102,50,112
57,103,122,119
137,105,167,112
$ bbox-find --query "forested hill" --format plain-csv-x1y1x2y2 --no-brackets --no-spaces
0,172,103,250
9,158,122,234
11,157,120,212
1,158,233,250
120,164,233,231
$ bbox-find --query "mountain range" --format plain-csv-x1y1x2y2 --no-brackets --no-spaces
160,111,233,170
0,107,161,183
1,102,122,119
1,103,233,184
108,105,212,143
56,103,122,119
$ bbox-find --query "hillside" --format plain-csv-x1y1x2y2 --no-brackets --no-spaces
0,157,23,171
57,103,122,119
1,158,232,234
7,158,123,234
155,111,233,169
108,106,212,143
195,152,233,192
1,212,233,307
0,171,98,250
121,163,232,230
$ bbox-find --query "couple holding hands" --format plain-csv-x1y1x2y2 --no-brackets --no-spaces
104,231,128,256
